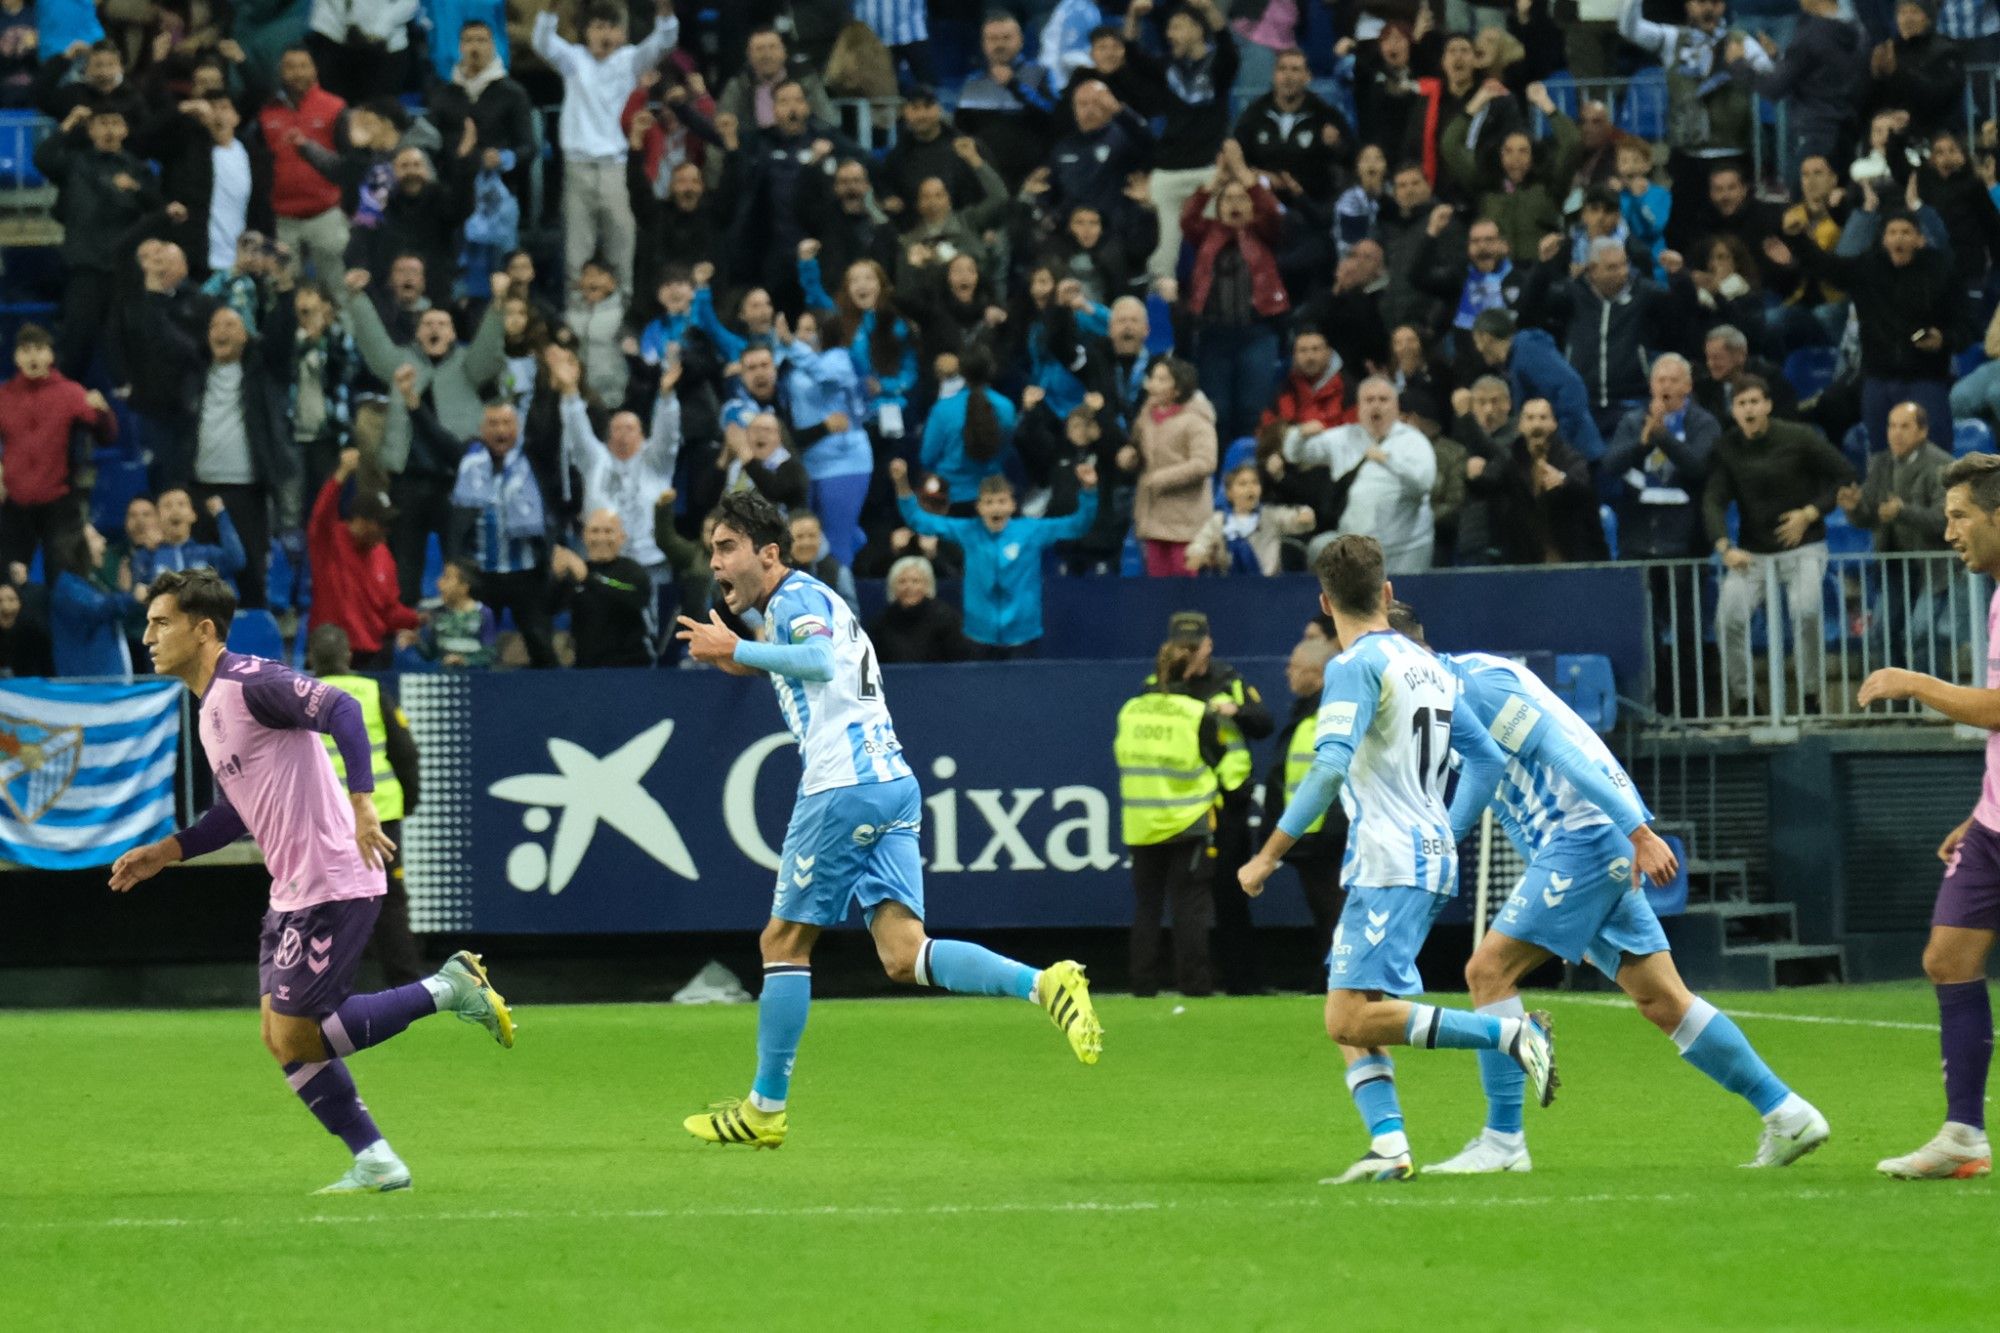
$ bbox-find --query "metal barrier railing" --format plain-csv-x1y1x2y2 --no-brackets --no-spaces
1640,550,1987,731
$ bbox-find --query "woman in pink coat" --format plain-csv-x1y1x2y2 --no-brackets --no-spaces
1122,355,1218,577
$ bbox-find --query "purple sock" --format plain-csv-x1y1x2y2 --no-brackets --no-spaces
284,1057,382,1153
320,982,438,1057
1938,981,1993,1131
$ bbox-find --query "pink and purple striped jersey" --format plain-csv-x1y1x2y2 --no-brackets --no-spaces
177,652,384,911
1978,589,2000,834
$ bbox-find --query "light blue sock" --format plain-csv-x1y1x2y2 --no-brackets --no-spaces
750,964,811,1109
1345,1054,1404,1135
1673,997,1790,1115
1406,1002,1506,1050
918,938,1038,1000
1476,997,1527,1134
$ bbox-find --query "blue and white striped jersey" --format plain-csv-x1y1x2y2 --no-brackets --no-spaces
1444,652,1650,857
1317,630,1470,895
763,570,912,796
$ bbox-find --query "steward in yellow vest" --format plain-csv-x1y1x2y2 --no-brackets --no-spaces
1118,638,1226,997
308,625,425,985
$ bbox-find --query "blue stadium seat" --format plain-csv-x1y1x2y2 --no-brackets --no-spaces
1617,68,1667,141
1541,69,1578,118
1644,834,1690,919
1840,423,1870,471
1823,507,1871,556
1956,344,1988,380
226,609,286,661
1599,504,1618,561
1555,653,1618,733
0,110,45,188
1954,418,1994,458
1120,532,1145,577
1781,346,1838,401
88,451,149,537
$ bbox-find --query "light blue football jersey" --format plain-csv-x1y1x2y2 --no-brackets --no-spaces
761,570,913,796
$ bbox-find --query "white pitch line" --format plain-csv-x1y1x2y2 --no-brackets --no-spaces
8,1185,1973,1235
1552,995,1935,1033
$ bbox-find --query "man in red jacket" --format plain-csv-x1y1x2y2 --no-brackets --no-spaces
0,323,117,569
1259,327,1353,438
258,46,349,283
309,447,420,669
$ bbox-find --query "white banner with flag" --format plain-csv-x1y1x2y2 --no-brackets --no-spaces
0,679,181,870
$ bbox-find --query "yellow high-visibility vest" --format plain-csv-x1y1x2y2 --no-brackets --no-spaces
320,674,406,823
1283,712,1326,836
1113,691,1218,846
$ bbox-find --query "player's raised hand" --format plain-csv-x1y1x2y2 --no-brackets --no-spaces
351,795,396,870
677,609,742,666
1629,825,1679,887
109,836,181,892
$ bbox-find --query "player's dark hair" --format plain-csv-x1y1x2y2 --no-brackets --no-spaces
443,555,482,590
1733,373,1771,402
1313,534,1387,618
960,346,1002,462
716,491,792,565
149,567,238,641
460,17,493,34
1945,453,2000,512
307,624,353,675
15,323,51,351
584,1,626,28
976,472,1014,499
1386,599,1427,645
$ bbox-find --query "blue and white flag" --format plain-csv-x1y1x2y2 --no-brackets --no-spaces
0,679,181,869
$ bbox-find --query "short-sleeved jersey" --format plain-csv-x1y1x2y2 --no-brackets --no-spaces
198,652,383,911
1316,630,1464,895
762,570,913,796
1445,651,1650,856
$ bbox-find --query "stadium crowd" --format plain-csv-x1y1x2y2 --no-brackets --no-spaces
0,0,1994,674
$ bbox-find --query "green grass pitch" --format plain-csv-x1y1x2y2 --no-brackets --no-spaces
1,983,1991,1331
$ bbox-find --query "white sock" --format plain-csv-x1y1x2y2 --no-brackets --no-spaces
1371,1129,1410,1157
420,973,454,1008
1483,1128,1526,1149
1943,1120,1988,1144
747,1091,785,1114
355,1138,396,1164
1762,1092,1810,1127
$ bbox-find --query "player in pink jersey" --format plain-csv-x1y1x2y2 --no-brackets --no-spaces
109,569,517,1195
1859,452,2000,1180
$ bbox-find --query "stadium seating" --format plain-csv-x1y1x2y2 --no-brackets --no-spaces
1953,418,1993,459
1555,653,1618,733
225,609,286,662
1781,347,1838,401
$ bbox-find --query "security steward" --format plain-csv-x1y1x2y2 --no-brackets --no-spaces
307,624,424,985
1260,634,1350,988
1147,610,1274,994
1117,637,1227,998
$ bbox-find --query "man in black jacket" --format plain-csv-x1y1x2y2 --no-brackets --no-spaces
425,20,537,209
1524,233,1687,440
1235,50,1353,207
1869,0,1963,137
168,306,300,608
36,102,160,379
953,14,1057,192
553,508,654,666
1602,352,1720,559
1468,397,1607,565
350,147,476,301
139,92,276,282
1768,195,1973,454
1705,376,1856,709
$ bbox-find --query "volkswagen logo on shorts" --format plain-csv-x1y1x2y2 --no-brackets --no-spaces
272,926,304,969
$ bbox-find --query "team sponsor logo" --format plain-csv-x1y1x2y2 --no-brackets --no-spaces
272,926,304,969
1318,701,1359,739
489,721,696,893
1608,857,1633,886
851,819,921,847
1493,698,1542,753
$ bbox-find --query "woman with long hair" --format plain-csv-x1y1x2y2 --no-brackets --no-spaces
918,344,1018,514
50,521,135,678
1126,355,1218,577
800,246,923,443
774,308,877,567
